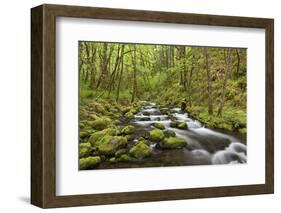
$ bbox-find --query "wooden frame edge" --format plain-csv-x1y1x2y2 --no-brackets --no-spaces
31,4,274,208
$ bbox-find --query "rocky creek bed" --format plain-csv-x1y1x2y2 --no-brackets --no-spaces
79,101,247,170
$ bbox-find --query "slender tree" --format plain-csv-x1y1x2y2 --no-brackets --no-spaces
217,48,233,116
204,48,213,115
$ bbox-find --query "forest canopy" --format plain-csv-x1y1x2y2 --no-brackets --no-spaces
79,41,246,130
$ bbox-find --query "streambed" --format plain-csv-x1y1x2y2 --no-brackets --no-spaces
97,102,247,169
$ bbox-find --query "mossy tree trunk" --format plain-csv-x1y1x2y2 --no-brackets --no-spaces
217,48,233,116
204,48,213,115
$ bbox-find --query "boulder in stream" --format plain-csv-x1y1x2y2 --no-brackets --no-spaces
90,117,112,131
129,141,152,159
163,129,176,137
121,125,135,135
149,129,165,142
124,111,134,119
160,137,187,149
152,122,165,130
89,128,119,146
96,136,128,156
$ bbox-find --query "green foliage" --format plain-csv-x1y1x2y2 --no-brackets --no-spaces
79,42,247,134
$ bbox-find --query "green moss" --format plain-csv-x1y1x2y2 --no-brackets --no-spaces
124,111,134,119
88,113,99,120
129,141,152,159
109,157,117,163
238,128,247,134
89,128,119,146
115,148,127,157
170,121,178,128
177,122,187,129
113,119,121,125
163,129,176,137
90,117,112,131
97,136,128,156
79,156,101,170
79,142,92,158
149,129,165,142
153,122,165,130
138,138,150,146
80,123,85,129
119,154,130,162
121,106,131,114
79,131,89,139
121,125,135,135
90,102,106,114
160,137,187,149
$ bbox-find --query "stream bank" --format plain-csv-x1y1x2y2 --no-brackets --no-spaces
79,100,247,170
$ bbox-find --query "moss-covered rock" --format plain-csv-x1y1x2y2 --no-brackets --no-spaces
89,117,112,130
79,142,92,158
170,121,178,128
109,157,117,163
97,136,128,156
113,119,121,125
177,122,187,129
238,128,247,134
129,141,152,159
163,129,176,137
160,137,187,149
79,156,101,169
121,106,131,114
88,113,99,120
121,125,135,135
119,154,130,162
149,129,165,142
124,111,134,119
89,128,119,146
138,137,150,146
152,122,165,130
79,131,89,139
80,122,85,129
115,148,127,157
90,102,106,114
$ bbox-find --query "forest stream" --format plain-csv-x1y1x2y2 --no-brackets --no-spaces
96,101,247,169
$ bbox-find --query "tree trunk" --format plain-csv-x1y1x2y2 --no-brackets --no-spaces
235,48,240,79
217,48,233,116
89,45,96,89
108,45,124,96
204,48,213,115
116,53,124,102
131,46,137,103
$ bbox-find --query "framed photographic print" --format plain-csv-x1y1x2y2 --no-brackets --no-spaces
31,4,274,208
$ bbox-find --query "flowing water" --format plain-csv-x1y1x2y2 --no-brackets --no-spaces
99,101,247,169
